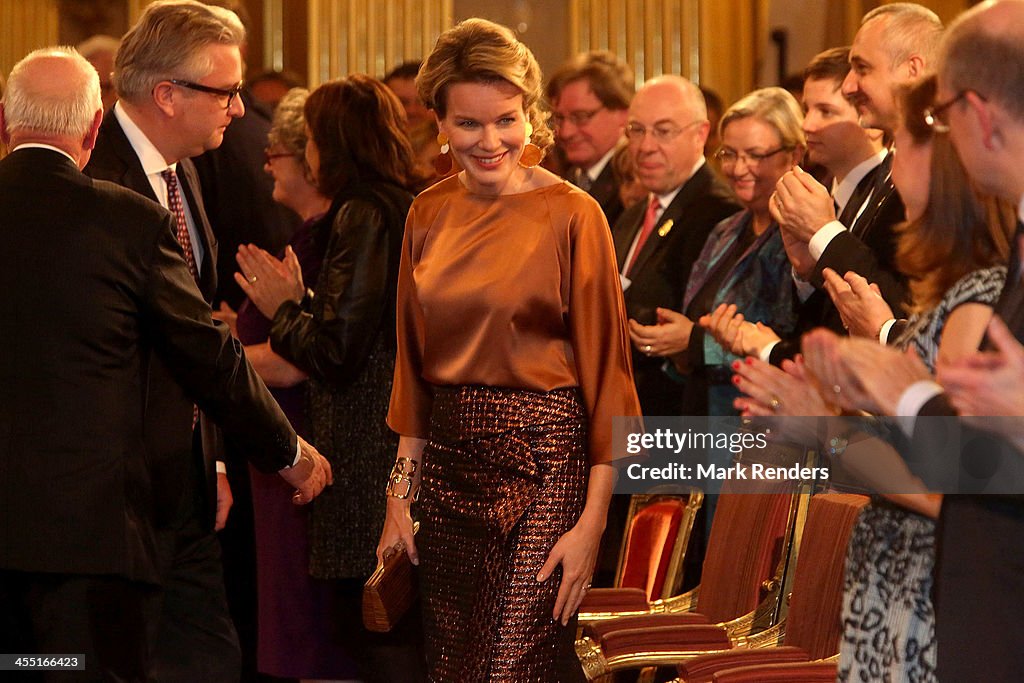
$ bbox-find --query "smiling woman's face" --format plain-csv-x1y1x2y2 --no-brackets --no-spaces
438,80,528,195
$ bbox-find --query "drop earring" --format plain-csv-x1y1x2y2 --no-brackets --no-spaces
434,132,453,176
519,121,542,168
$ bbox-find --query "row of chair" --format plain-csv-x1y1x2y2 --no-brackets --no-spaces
575,476,868,682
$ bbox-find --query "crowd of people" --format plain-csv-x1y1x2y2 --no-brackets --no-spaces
2,0,1024,681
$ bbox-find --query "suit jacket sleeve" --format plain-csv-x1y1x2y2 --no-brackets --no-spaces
142,214,296,473
811,197,908,312
909,392,1024,494
269,196,402,386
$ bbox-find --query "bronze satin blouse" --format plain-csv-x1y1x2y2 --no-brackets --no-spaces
387,176,641,465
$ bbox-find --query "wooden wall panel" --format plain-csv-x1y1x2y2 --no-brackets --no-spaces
0,0,59,80
306,0,452,86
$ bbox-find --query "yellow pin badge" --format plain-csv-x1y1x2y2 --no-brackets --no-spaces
657,219,674,237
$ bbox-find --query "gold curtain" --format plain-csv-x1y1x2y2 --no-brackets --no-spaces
567,0,763,107
306,0,452,87
0,0,59,80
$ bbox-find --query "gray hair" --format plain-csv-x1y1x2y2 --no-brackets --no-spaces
862,3,943,69
267,87,312,176
3,47,101,138
76,34,120,60
113,0,245,103
720,86,805,149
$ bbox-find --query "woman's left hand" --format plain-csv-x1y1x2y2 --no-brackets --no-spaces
537,518,603,625
235,244,305,319
732,356,837,418
629,307,694,357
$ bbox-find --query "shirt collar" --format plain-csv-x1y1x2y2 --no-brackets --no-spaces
651,157,706,210
13,142,77,165
584,145,619,183
113,101,177,175
831,148,887,213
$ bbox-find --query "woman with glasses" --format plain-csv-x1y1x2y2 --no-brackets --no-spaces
628,87,803,415
229,76,426,681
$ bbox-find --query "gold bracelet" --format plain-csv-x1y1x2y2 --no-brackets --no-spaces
385,457,419,500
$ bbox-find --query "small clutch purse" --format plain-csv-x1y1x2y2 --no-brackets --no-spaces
362,522,419,632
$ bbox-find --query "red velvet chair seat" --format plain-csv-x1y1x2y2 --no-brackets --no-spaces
601,624,733,660
713,660,838,682
677,645,810,682
579,586,650,614
584,612,710,643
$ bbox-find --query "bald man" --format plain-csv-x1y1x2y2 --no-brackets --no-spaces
611,75,739,417
0,47,329,682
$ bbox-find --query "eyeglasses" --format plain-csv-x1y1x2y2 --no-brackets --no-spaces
923,89,983,133
264,148,297,164
169,78,244,110
625,120,701,144
714,146,793,167
551,106,605,128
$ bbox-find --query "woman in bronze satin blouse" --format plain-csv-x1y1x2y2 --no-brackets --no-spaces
376,18,641,682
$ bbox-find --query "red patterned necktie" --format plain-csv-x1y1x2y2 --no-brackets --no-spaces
161,168,198,283
161,168,200,427
625,195,661,276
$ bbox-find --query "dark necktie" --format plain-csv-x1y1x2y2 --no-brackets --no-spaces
161,168,200,427
839,166,881,235
575,168,592,192
161,168,198,283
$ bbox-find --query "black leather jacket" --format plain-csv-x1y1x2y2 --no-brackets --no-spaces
269,180,412,384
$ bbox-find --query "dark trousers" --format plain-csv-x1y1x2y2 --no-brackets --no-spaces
0,570,158,683
935,497,1024,683
149,459,240,683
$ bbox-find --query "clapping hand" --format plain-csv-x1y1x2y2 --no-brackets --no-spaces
700,303,781,358
822,268,894,339
235,244,305,319
771,166,835,243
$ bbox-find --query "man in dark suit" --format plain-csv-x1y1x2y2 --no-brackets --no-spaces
81,2,269,680
0,47,330,682
702,46,903,364
546,51,635,227
765,5,943,359
803,4,1024,677
613,75,739,417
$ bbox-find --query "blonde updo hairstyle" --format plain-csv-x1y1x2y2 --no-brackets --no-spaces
415,18,553,157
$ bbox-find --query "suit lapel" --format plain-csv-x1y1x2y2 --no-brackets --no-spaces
100,113,161,204
589,164,616,208
628,165,712,276
176,159,218,300
847,154,894,238
612,203,642,271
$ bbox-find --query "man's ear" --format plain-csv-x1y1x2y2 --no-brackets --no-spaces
0,104,10,145
904,54,926,79
968,91,999,151
83,109,103,151
152,81,178,117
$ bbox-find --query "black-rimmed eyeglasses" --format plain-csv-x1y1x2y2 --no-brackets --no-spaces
924,90,984,133
169,79,244,110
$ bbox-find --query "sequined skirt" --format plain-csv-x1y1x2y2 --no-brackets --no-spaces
418,385,588,682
